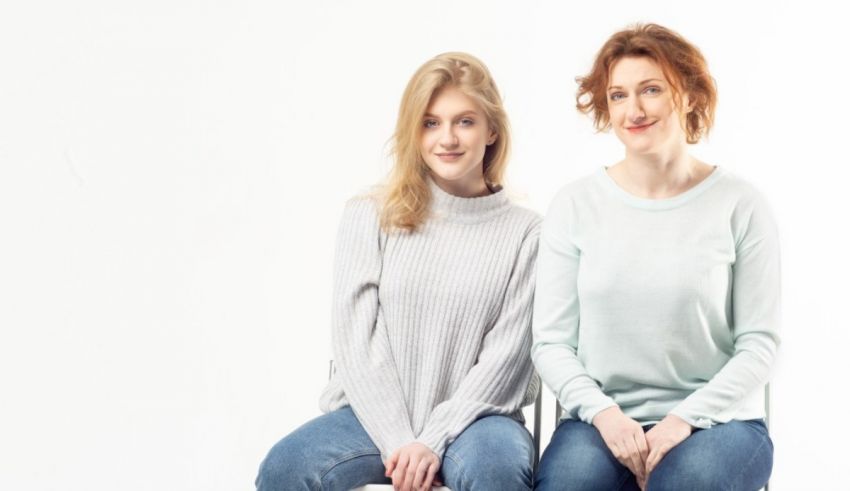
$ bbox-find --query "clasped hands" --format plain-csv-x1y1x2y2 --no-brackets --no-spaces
592,406,693,490
384,442,442,491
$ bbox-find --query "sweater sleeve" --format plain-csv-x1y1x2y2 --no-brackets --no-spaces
669,192,781,428
531,192,617,424
330,197,417,459
414,221,540,458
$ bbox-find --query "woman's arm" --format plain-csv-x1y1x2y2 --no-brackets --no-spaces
668,191,781,428
532,191,651,480
531,191,617,423
413,221,541,459
330,197,417,459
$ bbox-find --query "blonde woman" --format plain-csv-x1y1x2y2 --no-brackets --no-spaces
533,24,778,490
257,52,540,491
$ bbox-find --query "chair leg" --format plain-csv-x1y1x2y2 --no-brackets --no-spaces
532,388,541,477
764,383,770,491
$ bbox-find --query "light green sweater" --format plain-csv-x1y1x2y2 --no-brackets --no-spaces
320,179,541,458
532,167,780,429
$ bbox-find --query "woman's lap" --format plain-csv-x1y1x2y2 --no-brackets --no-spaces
256,408,534,491
536,418,772,491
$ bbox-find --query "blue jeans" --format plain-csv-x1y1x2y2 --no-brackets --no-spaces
535,419,772,491
256,406,534,491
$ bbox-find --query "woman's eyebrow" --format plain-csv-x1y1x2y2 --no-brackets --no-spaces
608,78,665,90
423,110,480,118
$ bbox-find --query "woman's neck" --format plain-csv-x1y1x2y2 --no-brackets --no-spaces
609,149,712,199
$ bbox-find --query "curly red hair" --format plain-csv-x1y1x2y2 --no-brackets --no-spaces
577,23,717,144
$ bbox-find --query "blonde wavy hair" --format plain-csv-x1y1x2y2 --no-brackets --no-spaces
379,52,511,232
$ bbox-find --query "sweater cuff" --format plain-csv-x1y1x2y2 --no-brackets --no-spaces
567,387,618,425
414,434,447,460
579,399,619,425
668,406,714,430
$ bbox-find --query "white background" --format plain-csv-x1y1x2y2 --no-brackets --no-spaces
1,1,848,490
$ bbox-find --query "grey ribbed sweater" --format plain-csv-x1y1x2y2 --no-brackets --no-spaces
318,179,541,459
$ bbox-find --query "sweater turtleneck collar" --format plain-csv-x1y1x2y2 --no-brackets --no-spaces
427,177,512,223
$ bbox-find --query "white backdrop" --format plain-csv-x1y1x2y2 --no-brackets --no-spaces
1,1,848,490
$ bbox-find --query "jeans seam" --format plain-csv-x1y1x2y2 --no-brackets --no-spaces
729,427,771,490
318,449,383,490
444,451,469,489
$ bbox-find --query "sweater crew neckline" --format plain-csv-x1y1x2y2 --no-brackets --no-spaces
428,178,512,222
596,165,726,211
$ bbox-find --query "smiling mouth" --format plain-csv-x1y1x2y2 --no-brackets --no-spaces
626,121,656,133
435,152,465,161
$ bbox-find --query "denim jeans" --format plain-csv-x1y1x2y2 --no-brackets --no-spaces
256,406,534,491
535,418,773,491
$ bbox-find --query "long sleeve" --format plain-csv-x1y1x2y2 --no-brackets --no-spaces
669,192,781,428
329,198,417,458
531,192,617,424
414,223,540,458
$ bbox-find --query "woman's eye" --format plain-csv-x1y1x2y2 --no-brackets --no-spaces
423,120,438,128
644,86,661,95
458,118,474,126
609,92,625,101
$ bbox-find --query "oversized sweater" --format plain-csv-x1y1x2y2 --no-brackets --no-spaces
319,179,541,459
532,167,780,429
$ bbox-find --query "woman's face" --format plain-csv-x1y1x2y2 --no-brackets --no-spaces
419,86,495,196
606,56,689,157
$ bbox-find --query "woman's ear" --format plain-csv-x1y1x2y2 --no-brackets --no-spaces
487,129,497,146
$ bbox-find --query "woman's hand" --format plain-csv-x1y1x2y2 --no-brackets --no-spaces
645,414,693,476
592,406,649,484
385,442,442,491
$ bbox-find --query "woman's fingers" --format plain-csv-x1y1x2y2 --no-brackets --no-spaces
635,431,649,466
401,457,416,491
626,433,646,481
646,440,672,474
391,452,410,490
411,458,430,490
385,451,399,476
422,460,440,490
634,432,649,479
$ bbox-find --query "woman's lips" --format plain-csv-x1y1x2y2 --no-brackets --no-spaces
626,121,656,133
435,152,465,162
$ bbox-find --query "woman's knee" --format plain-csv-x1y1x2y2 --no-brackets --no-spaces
443,416,533,490
646,465,724,491
255,436,319,491
535,420,627,491
443,452,532,491
255,408,377,490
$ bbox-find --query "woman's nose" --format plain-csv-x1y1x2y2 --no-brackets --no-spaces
439,126,459,147
626,98,646,123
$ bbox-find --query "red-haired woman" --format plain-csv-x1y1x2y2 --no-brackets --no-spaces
532,24,778,490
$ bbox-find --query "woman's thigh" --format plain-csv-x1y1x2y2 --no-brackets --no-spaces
441,415,534,491
646,419,773,491
535,419,639,491
255,406,389,491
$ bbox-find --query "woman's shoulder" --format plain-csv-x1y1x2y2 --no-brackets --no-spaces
547,171,604,210
708,167,775,211
505,199,542,223
504,203,542,241
341,186,384,213
338,191,383,231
